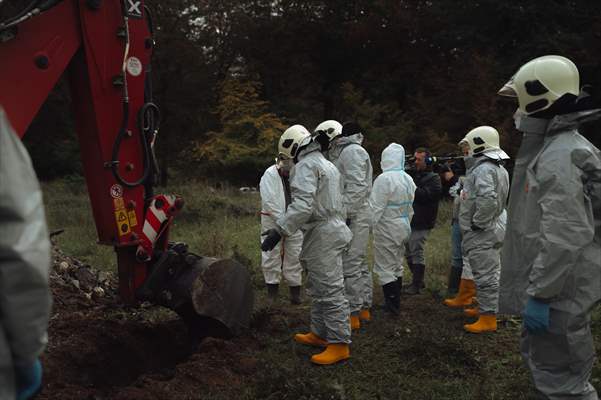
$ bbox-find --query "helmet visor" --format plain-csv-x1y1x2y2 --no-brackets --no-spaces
498,78,518,97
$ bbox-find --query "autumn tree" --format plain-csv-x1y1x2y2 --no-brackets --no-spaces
191,74,287,183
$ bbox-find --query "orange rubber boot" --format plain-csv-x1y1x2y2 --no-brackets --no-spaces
311,344,350,365
463,307,479,317
464,314,497,333
294,332,328,347
350,315,361,330
359,308,371,321
443,279,476,308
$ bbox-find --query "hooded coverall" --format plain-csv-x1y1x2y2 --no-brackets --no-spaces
259,164,303,287
459,154,509,315
369,143,416,285
276,141,352,344
328,133,373,313
500,110,601,399
0,108,52,400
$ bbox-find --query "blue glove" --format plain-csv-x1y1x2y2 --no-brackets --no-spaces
261,229,282,252
15,358,42,400
523,297,550,335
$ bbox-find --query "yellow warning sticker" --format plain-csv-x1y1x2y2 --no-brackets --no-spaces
115,210,131,236
113,198,125,210
128,210,138,227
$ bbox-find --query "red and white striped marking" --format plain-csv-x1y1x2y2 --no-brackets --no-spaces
136,194,182,261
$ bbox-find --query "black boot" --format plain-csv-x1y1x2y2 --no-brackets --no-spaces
382,281,401,315
447,267,462,295
289,286,301,305
403,264,425,295
401,264,414,292
267,283,279,300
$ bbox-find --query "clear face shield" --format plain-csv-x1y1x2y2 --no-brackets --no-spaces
458,140,476,169
276,155,294,176
459,141,470,157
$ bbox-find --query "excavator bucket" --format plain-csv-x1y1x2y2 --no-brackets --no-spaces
190,258,254,336
136,243,254,342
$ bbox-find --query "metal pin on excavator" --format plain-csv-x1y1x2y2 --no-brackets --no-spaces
0,0,253,340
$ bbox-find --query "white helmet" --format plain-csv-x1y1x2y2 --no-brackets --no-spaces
278,125,311,160
313,120,342,142
459,126,509,160
498,55,579,115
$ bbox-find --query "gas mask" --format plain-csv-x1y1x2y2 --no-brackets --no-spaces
513,108,526,131
276,157,294,176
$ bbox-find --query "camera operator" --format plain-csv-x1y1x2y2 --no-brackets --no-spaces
403,147,442,295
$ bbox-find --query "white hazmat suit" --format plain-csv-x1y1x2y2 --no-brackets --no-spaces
369,143,416,286
276,141,352,344
459,155,509,316
328,133,373,313
259,164,303,287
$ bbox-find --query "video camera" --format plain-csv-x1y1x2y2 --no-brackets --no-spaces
405,154,466,176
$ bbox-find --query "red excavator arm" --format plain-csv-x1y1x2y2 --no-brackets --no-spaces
0,0,165,304
0,0,253,337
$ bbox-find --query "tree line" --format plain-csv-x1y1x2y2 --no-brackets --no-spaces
18,0,601,184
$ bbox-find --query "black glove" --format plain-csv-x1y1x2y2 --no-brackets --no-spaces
346,218,351,227
470,224,483,231
261,229,282,252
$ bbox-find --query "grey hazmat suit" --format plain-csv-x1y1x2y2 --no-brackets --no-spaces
328,133,373,312
500,110,601,400
369,143,416,285
276,140,352,344
0,108,52,400
459,154,509,315
259,164,303,286
450,177,474,280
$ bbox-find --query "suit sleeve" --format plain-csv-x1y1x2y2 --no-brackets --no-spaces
276,161,317,236
340,146,370,218
527,148,597,299
0,110,52,365
369,174,389,227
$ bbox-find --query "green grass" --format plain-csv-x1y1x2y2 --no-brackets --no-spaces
43,178,453,284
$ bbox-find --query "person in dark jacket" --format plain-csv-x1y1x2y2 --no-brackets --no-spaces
403,147,442,295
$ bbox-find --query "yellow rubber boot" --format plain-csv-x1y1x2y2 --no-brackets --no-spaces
443,279,476,308
463,307,479,318
464,314,497,333
350,315,361,330
359,308,371,321
311,344,350,365
294,332,328,347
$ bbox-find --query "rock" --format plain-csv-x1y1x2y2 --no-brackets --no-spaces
97,271,111,284
92,286,105,298
84,292,92,301
58,261,69,273
71,279,80,289
74,267,96,291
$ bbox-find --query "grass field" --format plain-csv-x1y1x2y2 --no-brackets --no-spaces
42,177,452,291
41,178,601,399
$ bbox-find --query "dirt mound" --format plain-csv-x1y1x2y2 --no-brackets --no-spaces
39,245,259,400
